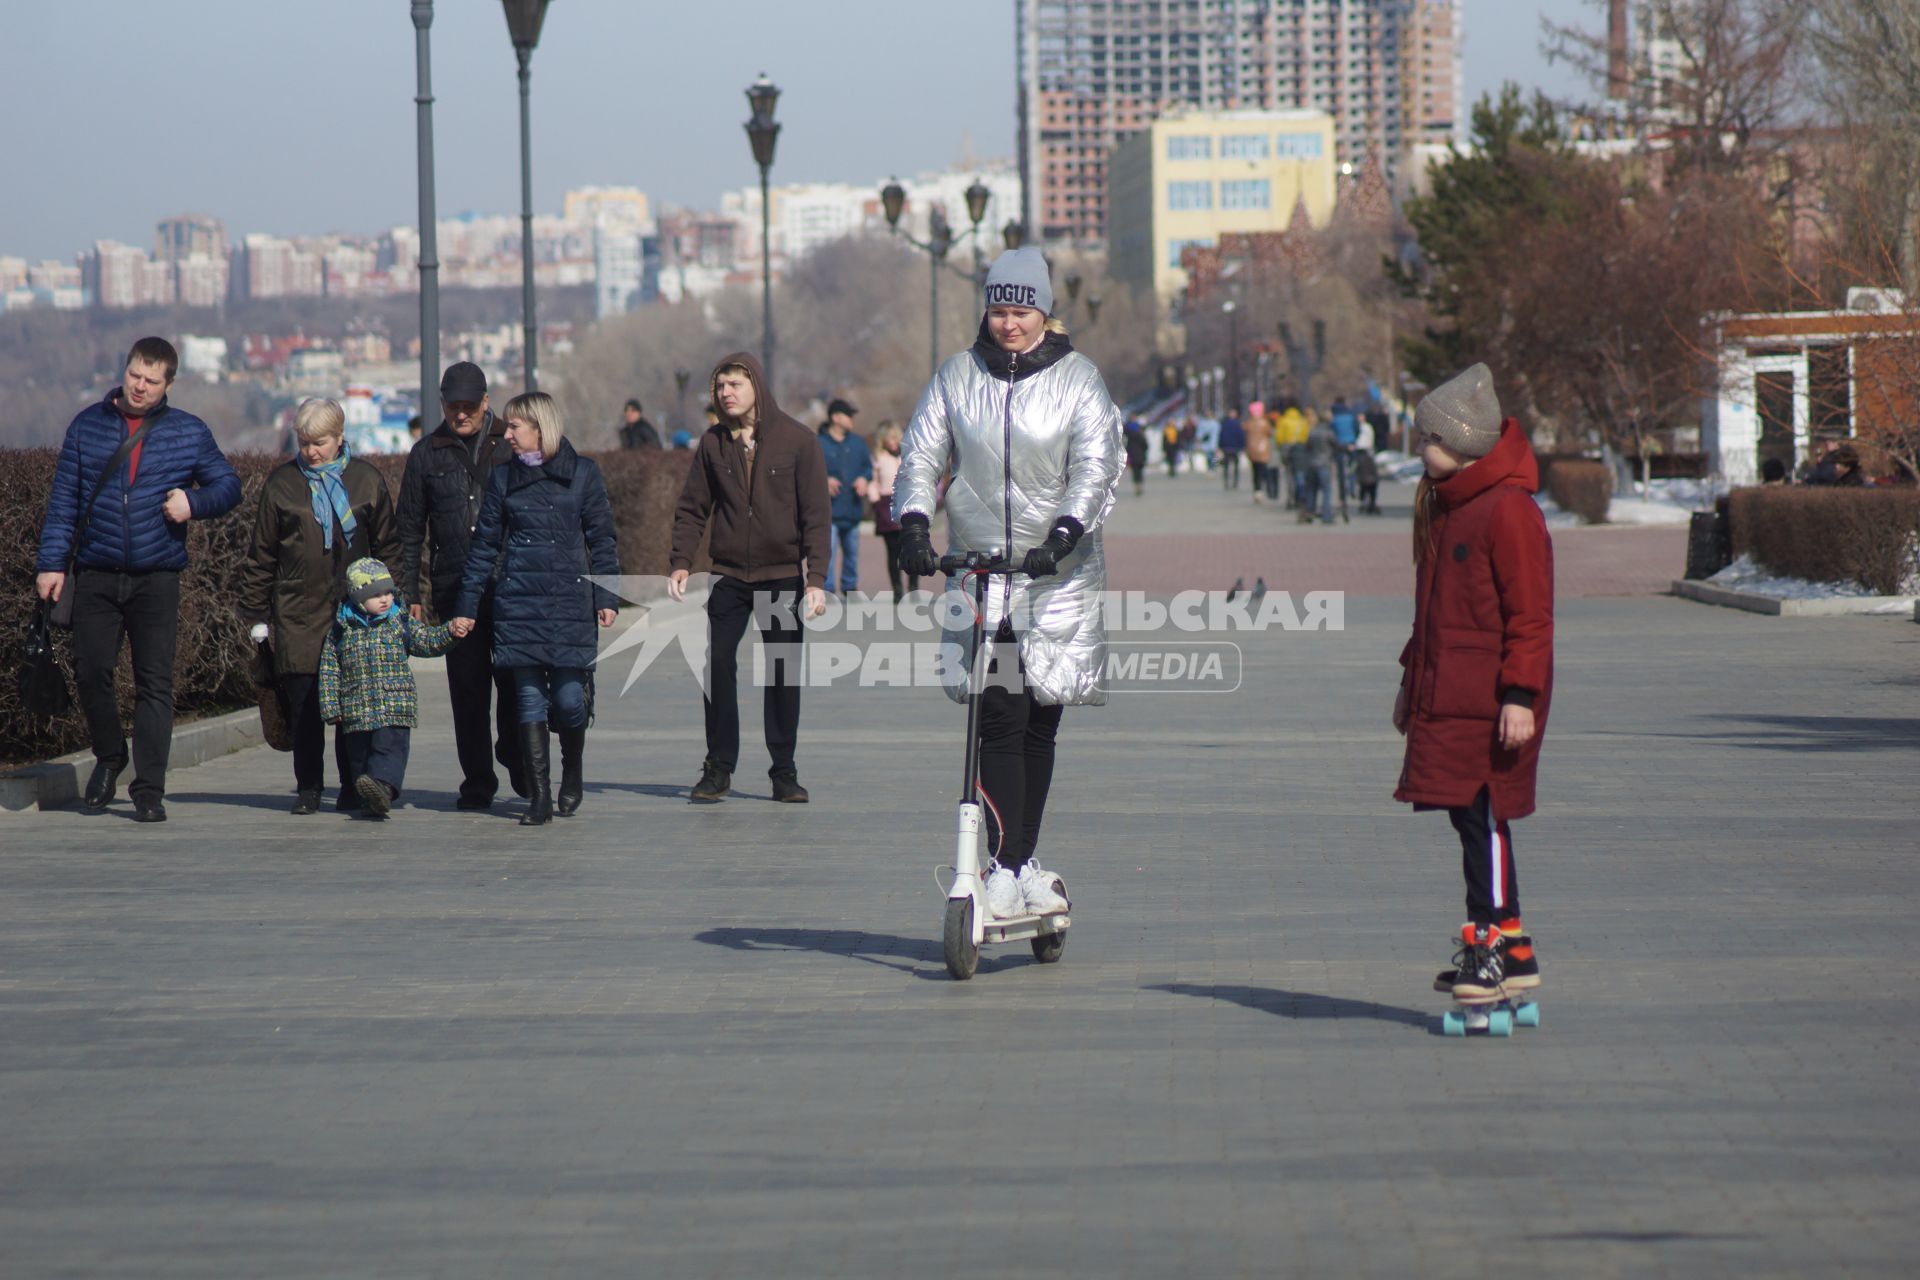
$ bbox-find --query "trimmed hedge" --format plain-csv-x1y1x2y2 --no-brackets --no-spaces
1541,457,1614,524
1728,487,1920,596
1,445,685,767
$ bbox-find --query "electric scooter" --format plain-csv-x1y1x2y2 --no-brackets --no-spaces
936,551,1070,980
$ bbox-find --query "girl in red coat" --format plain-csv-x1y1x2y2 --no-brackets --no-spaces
1392,364,1553,999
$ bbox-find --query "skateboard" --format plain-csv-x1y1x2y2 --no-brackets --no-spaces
1440,989,1541,1037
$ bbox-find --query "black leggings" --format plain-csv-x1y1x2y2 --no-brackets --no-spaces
976,651,1064,873
878,529,918,602
1449,787,1520,926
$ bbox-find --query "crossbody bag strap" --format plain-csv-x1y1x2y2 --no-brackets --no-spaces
65,418,157,570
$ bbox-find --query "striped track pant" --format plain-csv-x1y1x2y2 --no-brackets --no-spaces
1448,787,1520,926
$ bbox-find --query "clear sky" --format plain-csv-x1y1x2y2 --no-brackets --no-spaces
0,0,1591,264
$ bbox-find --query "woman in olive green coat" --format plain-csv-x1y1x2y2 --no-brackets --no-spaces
237,398,400,814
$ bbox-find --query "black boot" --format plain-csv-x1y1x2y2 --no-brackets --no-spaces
518,721,552,826
555,725,585,816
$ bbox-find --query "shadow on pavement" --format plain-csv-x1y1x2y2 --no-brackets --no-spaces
694,926,1027,979
594,782,693,800
1527,1230,1757,1244
1149,982,1431,1031
1705,714,1919,752
164,790,305,813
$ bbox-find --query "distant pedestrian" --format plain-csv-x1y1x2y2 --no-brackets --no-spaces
1303,413,1338,524
870,420,916,602
668,353,831,805
1162,420,1182,476
1331,397,1360,498
1393,363,1552,1001
618,398,662,450
1217,410,1245,490
818,397,872,595
319,558,459,818
1354,447,1381,514
239,397,402,815
1274,404,1309,507
396,361,522,811
1241,409,1271,503
450,392,622,826
1124,419,1150,497
35,336,243,822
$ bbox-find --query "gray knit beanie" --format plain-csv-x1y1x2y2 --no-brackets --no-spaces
983,247,1053,315
1414,363,1503,457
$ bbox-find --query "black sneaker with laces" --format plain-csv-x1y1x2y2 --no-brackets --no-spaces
1449,924,1507,999
689,760,731,804
1434,926,1540,992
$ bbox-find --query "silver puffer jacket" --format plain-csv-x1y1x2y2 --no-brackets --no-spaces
897,332,1123,705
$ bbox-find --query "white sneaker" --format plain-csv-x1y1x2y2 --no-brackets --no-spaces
984,867,1024,919
1017,861,1070,915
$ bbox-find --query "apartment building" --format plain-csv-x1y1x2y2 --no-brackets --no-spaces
1016,0,1461,243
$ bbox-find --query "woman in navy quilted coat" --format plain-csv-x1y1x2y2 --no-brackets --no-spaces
451,393,619,826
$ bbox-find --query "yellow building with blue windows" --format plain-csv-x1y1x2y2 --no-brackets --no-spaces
1108,109,1338,317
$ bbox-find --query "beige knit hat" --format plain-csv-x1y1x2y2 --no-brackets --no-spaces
1414,363,1503,458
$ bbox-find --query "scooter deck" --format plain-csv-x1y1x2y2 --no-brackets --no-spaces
978,912,1070,945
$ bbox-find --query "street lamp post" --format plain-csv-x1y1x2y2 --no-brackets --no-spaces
674,367,691,436
411,1,441,431
881,179,985,377
964,177,992,285
1222,299,1240,414
502,1,550,392
744,74,781,392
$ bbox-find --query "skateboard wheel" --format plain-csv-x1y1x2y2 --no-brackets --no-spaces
1514,1002,1541,1029
1441,1010,1467,1037
1487,1009,1514,1037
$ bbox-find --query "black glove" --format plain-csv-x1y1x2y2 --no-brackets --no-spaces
1021,517,1084,578
898,513,940,577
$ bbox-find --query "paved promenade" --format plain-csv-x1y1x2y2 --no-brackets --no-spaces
3,474,1917,1277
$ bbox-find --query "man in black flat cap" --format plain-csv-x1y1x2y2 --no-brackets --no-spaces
396,361,523,809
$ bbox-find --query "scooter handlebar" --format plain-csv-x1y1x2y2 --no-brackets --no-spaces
938,551,1025,576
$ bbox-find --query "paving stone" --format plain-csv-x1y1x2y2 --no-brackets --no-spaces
1,473,1915,1277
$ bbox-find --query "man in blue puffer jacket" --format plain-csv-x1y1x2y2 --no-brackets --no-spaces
35,336,243,822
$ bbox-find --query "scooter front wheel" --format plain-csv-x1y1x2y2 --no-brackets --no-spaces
943,897,979,980
1030,931,1065,964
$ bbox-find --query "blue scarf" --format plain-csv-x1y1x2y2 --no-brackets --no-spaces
298,443,357,550
338,598,404,628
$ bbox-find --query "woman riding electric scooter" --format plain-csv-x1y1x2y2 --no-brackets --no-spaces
896,247,1124,920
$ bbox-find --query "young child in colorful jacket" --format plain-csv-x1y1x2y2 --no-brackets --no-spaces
319,557,458,817
1392,364,1554,998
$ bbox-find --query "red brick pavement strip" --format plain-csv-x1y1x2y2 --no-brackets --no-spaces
851,524,1686,598
1102,524,1688,598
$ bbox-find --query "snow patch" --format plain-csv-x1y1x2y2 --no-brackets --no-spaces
1707,554,1890,600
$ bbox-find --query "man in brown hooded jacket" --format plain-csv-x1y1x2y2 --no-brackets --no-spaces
669,353,831,803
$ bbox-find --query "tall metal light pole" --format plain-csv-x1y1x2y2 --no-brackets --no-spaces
503,1,550,391
1223,299,1240,414
411,1,441,431
744,75,781,392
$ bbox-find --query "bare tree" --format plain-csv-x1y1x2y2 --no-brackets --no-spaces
1804,0,1920,288
1544,0,1810,175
